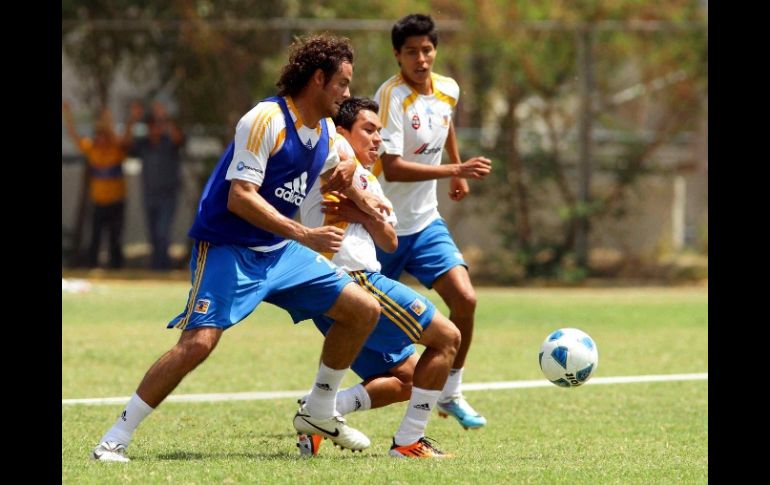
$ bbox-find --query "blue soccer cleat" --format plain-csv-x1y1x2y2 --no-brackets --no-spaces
436,395,487,430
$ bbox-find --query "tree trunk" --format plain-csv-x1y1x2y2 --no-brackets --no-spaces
504,89,532,253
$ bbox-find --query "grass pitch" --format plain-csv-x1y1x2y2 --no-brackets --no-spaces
62,282,707,484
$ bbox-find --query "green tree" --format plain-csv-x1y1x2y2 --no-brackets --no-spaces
434,0,706,281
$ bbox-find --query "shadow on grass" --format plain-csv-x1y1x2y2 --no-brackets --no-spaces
153,450,382,461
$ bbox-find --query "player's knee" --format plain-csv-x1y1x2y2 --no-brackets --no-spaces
436,324,461,360
395,380,413,402
178,334,217,363
446,325,462,355
450,288,477,315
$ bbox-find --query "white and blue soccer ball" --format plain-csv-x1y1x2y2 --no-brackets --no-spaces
539,328,598,387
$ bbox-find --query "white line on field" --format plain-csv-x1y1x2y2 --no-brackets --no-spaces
61,372,707,406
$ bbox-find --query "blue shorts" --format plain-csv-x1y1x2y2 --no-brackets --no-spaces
312,270,436,380
375,218,468,289
168,240,353,330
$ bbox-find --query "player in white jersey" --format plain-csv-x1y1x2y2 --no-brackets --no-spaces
299,97,461,458
373,14,492,430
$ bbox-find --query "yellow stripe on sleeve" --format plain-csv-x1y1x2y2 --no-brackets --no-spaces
246,108,269,154
378,76,403,128
270,128,286,156
246,106,274,153
252,106,283,155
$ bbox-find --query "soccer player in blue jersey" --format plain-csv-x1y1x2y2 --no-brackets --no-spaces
373,14,492,430
92,34,385,462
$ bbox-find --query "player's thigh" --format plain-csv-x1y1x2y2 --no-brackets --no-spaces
264,241,356,323
432,264,476,306
351,271,435,343
387,352,418,383
323,279,378,323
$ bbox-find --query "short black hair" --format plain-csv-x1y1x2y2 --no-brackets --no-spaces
391,13,437,51
333,97,379,131
277,34,354,97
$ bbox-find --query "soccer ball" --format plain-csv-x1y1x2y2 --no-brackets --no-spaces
539,328,598,387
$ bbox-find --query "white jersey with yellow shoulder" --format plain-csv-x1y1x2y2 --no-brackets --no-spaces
300,134,397,272
225,95,340,193
372,72,459,236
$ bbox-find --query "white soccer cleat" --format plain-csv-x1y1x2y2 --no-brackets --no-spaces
292,402,370,452
91,441,130,462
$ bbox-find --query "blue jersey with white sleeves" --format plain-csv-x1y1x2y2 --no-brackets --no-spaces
189,96,330,247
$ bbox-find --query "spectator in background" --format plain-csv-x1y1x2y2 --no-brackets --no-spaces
130,101,185,270
62,101,140,269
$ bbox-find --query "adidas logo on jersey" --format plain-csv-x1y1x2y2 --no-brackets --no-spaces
275,171,308,206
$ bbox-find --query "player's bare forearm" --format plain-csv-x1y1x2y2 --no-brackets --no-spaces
228,180,308,239
320,156,356,193
363,218,397,253
323,197,397,253
341,186,389,222
227,179,343,253
380,154,460,182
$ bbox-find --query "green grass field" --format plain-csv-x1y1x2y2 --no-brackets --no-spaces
62,281,708,484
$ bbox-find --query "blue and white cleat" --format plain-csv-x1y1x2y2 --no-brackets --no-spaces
437,395,487,430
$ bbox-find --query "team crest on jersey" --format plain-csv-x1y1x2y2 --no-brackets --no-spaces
194,299,211,314
358,174,368,189
409,298,427,316
411,114,421,129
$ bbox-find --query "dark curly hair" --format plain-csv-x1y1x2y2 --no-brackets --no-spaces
276,34,354,97
333,97,379,131
392,14,437,51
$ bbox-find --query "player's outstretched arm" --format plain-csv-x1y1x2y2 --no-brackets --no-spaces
380,153,492,183
228,179,344,253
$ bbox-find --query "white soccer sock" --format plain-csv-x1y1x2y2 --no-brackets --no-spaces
393,387,441,446
99,393,154,446
336,383,371,415
439,367,464,401
304,363,347,419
